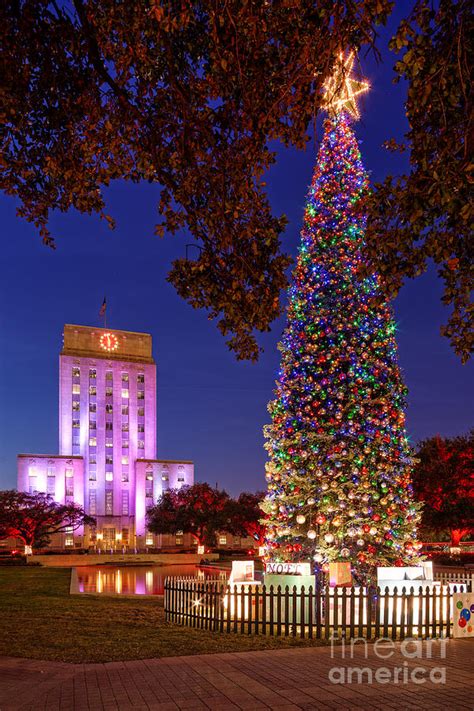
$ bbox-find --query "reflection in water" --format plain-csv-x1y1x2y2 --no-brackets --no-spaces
76,564,228,595
146,569,153,594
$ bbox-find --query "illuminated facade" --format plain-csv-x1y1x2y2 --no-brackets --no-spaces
17,324,194,549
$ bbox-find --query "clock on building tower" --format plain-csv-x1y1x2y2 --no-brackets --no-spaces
99,332,119,352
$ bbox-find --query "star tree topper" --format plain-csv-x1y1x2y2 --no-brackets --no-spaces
321,51,369,119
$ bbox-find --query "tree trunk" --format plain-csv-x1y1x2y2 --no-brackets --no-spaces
450,528,468,546
191,531,202,546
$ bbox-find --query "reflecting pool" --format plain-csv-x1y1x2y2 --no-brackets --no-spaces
75,564,228,595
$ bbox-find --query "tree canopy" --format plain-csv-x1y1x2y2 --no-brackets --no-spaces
1,1,471,360
0,490,95,551
226,491,267,546
146,482,232,547
366,0,473,363
412,431,474,546
146,484,266,548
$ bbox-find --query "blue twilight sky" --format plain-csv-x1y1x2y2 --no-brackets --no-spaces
0,3,472,495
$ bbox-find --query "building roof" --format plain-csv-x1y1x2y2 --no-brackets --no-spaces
17,453,84,459
137,458,194,465
61,324,155,364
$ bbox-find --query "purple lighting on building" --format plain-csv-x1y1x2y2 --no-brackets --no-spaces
17,324,194,548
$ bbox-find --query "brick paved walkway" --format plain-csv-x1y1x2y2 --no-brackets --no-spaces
0,640,472,710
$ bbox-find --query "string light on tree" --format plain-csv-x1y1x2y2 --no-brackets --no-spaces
261,52,422,583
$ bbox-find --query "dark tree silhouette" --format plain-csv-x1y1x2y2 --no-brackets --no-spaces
2,1,470,359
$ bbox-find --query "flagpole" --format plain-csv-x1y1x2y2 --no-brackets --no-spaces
100,296,107,329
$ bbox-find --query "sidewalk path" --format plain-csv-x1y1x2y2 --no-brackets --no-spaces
0,639,472,710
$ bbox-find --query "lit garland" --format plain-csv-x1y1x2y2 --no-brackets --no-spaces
261,111,423,582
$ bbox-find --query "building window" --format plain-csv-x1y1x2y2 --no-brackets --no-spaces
105,387,113,397
72,419,80,429
105,455,113,465
137,424,145,433
145,474,153,499
122,491,129,516
137,440,145,449
137,407,144,417
28,476,37,494
72,384,80,394
122,423,129,432
65,479,74,497
89,437,97,446
175,537,183,546
72,367,80,378
106,404,113,413
218,535,227,546
89,386,97,396
122,441,129,450
122,373,129,382
89,490,97,515
106,422,113,431
89,470,96,481
121,405,129,415
137,391,144,400
89,420,96,430
65,528,74,547
47,475,55,495
105,471,113,482
89,369,97,379
106,371,113,381
121,389,129,399
121,456,129,465
121,471,129,483
89,403,96,413
72,401,80,411
145,533,154,546
103,527,116,543
162,474,169,481
105,491,113,515
137,374,145,383
178,476,185,483
89,454,96,464
105,439,113,449
122,527,129,543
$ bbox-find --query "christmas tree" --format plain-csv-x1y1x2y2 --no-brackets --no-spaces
261,54,422,581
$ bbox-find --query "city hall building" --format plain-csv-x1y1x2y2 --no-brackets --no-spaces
17,324,194,550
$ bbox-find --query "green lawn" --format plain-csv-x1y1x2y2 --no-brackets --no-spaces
0,567,327,663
